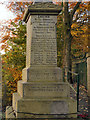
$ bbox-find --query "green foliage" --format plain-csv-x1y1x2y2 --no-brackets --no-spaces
1,1,89,108
2,20,26,107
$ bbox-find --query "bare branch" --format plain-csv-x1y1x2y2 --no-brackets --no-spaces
70,0,82,22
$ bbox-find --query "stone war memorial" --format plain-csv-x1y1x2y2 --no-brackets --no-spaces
6,0,77,119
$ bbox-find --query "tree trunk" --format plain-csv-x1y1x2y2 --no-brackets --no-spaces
63,2,73,83
62,1,81,83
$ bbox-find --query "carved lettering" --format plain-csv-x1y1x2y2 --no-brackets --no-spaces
30,15,57,65
28,85,64,92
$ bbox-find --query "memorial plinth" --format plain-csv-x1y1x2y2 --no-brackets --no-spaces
6,2,77,118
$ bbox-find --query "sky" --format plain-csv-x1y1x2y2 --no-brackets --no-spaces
0,1,15,54
0,0,89,21
0,0,89,54
0,3,14,21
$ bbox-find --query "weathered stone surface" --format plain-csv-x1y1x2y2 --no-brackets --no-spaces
17,81,70,98
28,2,60,9
26,15,57,67
12,93,21,112
86,53,90,96
22,67,62,82
34,0,52,2
12,93,77,118
6,106,15,118
23,2,62,22
86,53,90,117
6,2,77,119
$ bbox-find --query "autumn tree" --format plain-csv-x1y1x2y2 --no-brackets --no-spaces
62,1,81,83
56,1,89,83
71,2,89,58
1,1,89,108
62,1,89,83
2,21,26,109
1,2,32,109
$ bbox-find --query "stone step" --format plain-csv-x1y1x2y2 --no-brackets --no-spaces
22,67,63,82
17,81,70,98
12,92,77,118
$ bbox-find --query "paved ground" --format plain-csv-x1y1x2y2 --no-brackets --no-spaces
70,83,88,115
0,83,2,119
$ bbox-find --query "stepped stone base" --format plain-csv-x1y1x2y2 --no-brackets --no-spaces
22,67,62,82
6,2,77,119
17,81,70,98
6,106,15,118
6,92,77,118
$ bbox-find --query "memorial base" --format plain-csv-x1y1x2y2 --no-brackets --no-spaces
6,92,77,119
5,2,77,119
6,81,77,118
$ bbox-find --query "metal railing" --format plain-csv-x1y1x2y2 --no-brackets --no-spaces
63,68,80,112
67,70,79,112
